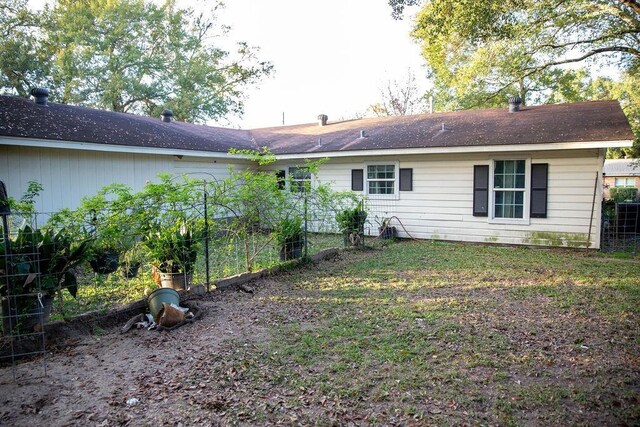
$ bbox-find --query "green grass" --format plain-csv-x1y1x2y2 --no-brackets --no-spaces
190,240,640,426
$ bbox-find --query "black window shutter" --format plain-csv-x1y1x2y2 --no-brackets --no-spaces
399,168,413,191
530,163,548,218
352,169,364,191
473,165,489,217
276,170,286,190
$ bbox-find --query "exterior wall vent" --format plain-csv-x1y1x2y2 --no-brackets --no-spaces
31,88,49,106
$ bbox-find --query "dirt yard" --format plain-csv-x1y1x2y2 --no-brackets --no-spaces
0,242,638,426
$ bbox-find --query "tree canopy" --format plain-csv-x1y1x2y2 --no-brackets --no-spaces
0,0,273,123
391,0,640,156
367,70,427,117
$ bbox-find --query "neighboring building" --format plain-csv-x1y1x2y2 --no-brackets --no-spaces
0,92,634,248
603,159,640,199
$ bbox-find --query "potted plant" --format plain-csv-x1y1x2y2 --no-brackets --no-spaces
88,231,123,274
0,225,90,334
120,241,144,278
143,223,199,290
335,201,367,246
274,216,304,261
375,216,397,240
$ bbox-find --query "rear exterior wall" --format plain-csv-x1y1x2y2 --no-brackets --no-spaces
0,145,244,213
276,148,604,249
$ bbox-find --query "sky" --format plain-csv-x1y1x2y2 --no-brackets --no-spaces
210,0,426,129
28,0,427,129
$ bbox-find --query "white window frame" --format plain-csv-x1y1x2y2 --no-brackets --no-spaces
365,161,400,200
614,177,635,188
488,157,531,225
287,165,313,192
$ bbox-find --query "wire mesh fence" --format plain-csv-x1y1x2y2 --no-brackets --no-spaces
0,188,355,336
601,201,640,254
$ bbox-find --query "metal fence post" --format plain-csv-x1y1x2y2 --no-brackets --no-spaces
203,181,211,291
304,191,308,258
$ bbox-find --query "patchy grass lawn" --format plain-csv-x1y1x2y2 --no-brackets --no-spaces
2,240,638,426
198,241,640,425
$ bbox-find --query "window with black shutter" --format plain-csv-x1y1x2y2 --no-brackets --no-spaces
276,170,286,190
399,168,413,191
473,165,489,216
351,169,364,191
530,163,548,218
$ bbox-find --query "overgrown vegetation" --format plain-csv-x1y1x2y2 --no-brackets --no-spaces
2,151,364,320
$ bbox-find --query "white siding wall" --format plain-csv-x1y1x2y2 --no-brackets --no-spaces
277,148,604,248
2,143,605,248
0,145,244,213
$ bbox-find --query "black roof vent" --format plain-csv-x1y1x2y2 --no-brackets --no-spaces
161,109,173,122
508,96,522,113
30,87,49,106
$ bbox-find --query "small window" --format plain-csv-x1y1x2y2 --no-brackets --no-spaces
367,164,395,195
289,166,311,192
615,177,635,187
493,160,526,219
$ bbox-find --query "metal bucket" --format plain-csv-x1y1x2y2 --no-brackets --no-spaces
147,288,180,319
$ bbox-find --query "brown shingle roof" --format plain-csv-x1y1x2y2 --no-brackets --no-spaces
253,101,634,154
603,159,640,176
0,96,256,152
0,96,633,155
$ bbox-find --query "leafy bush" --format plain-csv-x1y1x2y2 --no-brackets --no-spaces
610,187,638,202
0,225,91,299
336,202,367,246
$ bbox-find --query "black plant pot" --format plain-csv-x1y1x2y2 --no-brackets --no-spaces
378,226,397,240
90,252,120,274
121,262,141,279
279,240,304,261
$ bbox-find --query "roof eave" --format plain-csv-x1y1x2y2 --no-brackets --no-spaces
0,136,242,160
272,139,634,160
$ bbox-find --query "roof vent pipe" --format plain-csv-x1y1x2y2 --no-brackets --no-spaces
161,109,173,122
30,87,49,106
317,114,328,126
508,96,522,113
360,130,367,138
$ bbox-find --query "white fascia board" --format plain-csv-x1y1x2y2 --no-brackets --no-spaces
0,136,242,160
273,139,634,160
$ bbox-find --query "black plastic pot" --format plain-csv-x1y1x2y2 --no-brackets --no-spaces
279,240,304,261
89,252,120,274
121,262,141,279
378,226,397,240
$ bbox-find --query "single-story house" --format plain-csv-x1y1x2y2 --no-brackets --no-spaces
603,158,639,199
0,91,634,248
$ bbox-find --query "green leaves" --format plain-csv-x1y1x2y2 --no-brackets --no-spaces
1,0,272,123
0,224,90,298
410,0,639,109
